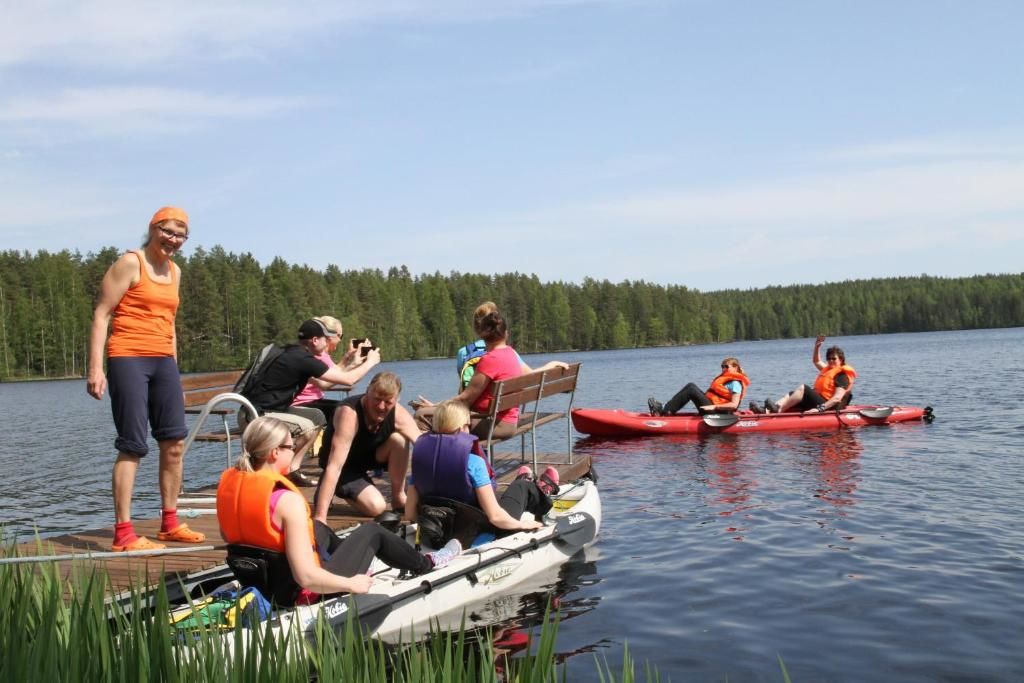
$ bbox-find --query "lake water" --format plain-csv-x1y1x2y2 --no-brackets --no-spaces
2,328,1022,681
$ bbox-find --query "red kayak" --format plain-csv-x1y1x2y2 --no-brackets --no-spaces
571,405,933,437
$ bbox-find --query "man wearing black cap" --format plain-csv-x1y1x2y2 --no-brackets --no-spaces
241,319,381,486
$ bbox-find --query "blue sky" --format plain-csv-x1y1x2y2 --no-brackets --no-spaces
2,0,1022,291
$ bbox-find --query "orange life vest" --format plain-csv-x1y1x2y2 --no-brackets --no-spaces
216,468,318,563
705,370,750,406
813,364,857,400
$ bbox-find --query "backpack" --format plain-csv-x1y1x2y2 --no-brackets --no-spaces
233,343,285,399
457,340,487,390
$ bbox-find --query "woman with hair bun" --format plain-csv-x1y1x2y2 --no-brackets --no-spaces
415,311,568,441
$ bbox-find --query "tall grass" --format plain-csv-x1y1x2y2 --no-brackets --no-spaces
0,555,663,682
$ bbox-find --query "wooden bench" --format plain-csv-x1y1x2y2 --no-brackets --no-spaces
181,370,247,468
180,370,350,469
476,362,582,470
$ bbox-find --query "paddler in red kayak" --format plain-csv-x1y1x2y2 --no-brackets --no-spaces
753,335,857,414
648,357,750,416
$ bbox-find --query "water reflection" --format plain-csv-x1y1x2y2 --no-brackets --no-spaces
410,549,602,676
688,436,759,541
812,429,863,511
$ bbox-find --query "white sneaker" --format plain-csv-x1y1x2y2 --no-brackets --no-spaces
426,538,462,569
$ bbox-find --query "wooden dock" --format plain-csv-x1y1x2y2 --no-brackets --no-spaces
4,454,593,606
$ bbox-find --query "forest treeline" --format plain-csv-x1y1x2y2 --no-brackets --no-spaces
1,246,1021,380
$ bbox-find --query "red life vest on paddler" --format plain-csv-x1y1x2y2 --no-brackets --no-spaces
705,370,750,405
216,468,318,563
813,364,857,400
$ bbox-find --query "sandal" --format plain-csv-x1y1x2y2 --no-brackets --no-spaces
157,523,206,543
111,535,166,552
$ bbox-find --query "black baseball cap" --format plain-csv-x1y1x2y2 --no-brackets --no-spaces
297,319,337,340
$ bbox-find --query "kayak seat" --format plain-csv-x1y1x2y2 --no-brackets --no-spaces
225,543,301,607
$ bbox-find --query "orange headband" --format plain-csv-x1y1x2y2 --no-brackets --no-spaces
150,206,189,228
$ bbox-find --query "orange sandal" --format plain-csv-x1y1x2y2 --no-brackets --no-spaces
111,536,166,552
157,524,206,543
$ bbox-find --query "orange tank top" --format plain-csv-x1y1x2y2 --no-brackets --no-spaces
107,251,179,358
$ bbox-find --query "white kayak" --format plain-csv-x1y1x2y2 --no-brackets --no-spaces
171,471,600,645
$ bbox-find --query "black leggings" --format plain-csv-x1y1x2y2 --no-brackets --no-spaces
498,479,552,522
664,383,713,414
314,520,430,576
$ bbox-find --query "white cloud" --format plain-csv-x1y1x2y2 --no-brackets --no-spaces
561,160,1024,229
0,87,314,135
0,1,620,69
823,131,1024,164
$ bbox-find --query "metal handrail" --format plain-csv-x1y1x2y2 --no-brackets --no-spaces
181,392,259,490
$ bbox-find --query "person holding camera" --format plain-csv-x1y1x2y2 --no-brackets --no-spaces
313,371,421,521
291,316,375,472
240,319,380,486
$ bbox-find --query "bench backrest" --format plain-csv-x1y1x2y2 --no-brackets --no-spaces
479,362,582,467
489,363,581,418
181,370,244,408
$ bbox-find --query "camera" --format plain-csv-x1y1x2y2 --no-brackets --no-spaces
360,344,378,357
351,337,367,350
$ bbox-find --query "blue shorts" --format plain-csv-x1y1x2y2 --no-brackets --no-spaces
107,356,186,457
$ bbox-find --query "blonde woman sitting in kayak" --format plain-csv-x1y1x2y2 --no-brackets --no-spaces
216,416,460,607
405,400,558,540
754,336,857,414
648,357,750,416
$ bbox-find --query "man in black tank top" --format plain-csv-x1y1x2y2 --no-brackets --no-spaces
312,371,422,520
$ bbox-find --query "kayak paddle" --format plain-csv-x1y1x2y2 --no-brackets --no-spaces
345,510,599,634
702,413,740,428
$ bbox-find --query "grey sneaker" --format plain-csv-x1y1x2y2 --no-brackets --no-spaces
749,401,765,414
426,538,462,570
764,398,781,414
647,397,664,416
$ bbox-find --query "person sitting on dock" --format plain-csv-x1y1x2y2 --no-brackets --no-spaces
404,400,559,545
647,357,750,416
241,319,380,487
454,301,524,391
290,315,373,472
414,311,568,439
216,415,460,607
312,372,421,521
753,335,857,414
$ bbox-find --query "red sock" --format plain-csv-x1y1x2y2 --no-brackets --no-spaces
161,509,180,533
113,521,137,547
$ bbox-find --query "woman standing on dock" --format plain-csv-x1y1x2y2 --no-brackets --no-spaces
86,207,205,552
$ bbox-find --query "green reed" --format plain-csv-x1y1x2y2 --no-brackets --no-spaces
0,551,664,682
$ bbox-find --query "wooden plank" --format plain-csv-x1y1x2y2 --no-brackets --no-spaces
184,388,244,408
180,371,243,391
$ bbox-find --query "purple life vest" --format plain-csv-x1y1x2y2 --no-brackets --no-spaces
411,432,494,505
